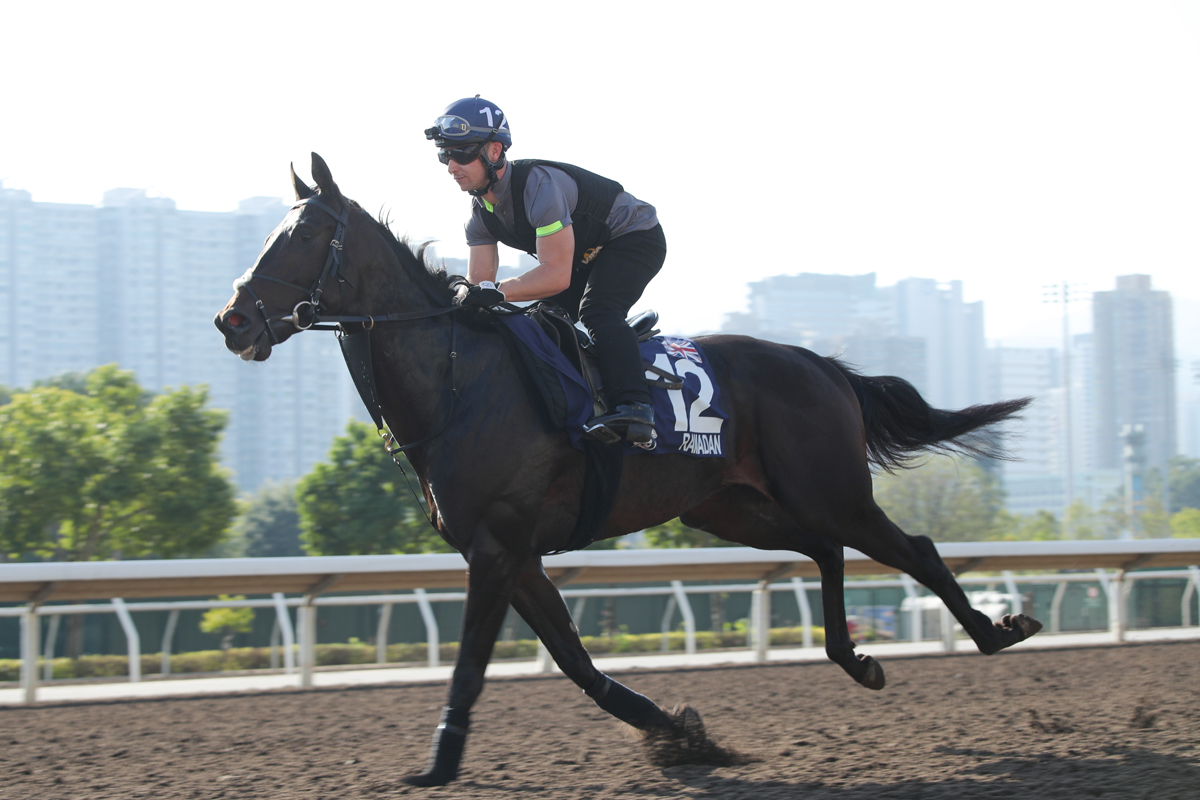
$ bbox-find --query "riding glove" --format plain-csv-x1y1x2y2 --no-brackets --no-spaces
458,281,506,309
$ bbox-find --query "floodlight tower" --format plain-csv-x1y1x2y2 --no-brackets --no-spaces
1043,281,1087,535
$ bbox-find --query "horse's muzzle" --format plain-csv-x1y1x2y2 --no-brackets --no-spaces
214,309,273,361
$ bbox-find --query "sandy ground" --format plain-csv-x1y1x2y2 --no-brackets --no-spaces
1,640,1197,799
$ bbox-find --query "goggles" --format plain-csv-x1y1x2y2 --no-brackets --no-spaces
437,143,484,165
424,115,498,141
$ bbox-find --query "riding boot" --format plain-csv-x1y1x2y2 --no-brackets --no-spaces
404,707,469,786
586,314,654,443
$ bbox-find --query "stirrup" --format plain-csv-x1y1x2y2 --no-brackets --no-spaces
584,403,655,445
582,420,623,445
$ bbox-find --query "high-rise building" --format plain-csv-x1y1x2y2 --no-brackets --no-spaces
721,272,986,408
0,186,362,492
891,278,986,409
2,187,103,386
1091,275,1176,473
985,347,1062,515
729,272,890,344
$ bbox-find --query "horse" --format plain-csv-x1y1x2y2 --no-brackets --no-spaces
215,153,1042,787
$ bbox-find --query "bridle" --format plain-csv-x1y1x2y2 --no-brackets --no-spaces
232,195,466,469
233,196,461,339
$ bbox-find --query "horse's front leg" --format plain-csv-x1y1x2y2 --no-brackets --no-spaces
404,537,525,787
510,559,675,731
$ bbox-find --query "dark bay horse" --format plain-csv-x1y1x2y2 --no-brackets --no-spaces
215,154,1042,787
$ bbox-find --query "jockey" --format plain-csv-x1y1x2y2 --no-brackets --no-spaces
426,96,666,444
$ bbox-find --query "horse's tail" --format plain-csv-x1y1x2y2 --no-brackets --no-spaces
827,356,1031,472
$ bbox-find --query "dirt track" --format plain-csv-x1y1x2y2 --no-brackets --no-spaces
2,641,1198,799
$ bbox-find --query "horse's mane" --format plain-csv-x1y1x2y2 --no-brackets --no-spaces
348,199,460,306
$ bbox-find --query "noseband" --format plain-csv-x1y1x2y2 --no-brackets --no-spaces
233,196,460,342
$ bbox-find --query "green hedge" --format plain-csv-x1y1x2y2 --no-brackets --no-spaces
0,625,825,682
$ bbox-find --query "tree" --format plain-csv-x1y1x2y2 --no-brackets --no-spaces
871,455,1006,542
644,517,738,548
32,371,90,394
1169,508,1200,538
233,481,304,558
999,509,1060,541
0,365,237,561
296,421,453,555
200,596,255,650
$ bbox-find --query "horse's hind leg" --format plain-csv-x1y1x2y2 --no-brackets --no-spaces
825,505,1042,655
755,426,1042,657
680,486,884,690
509,558,676,731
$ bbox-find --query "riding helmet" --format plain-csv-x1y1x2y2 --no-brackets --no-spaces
425,96,512,149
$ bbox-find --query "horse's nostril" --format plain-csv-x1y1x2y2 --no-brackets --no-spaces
227,313,246,328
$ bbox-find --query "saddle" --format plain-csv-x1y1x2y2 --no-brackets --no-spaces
523,303,683,430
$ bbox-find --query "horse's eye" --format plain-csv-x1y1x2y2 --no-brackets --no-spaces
300,233,313,243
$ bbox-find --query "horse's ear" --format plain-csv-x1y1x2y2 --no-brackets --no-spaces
310,152,343,205
290,163,313,200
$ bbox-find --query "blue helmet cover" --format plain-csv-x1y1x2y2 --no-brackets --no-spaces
427,97,512,148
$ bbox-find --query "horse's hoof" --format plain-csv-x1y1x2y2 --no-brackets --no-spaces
403,769,455,787
857,655,886,691
638,704,745,767
991,613,1043,652
1003,613,1043,640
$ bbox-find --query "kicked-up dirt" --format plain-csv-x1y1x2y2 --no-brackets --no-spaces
1,640,1198,799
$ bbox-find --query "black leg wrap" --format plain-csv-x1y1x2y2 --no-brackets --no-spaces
583,672,672,731
404,707,470,787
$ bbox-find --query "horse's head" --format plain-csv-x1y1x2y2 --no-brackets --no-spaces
214,152,358,361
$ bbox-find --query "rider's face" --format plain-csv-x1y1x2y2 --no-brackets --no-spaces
447,153,487,193
446,141,504,194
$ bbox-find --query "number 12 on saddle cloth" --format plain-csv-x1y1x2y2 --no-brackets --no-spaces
498,314,729,457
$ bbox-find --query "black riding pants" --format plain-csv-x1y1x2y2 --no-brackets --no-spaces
547,224,666,408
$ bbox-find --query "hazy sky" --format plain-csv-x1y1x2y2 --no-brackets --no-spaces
4,2,1199,352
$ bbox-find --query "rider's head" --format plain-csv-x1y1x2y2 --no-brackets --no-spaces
425,96,511,197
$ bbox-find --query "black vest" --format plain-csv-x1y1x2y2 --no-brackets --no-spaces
478,160,624,269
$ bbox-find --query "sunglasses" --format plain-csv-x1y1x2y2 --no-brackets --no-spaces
437,144,483,165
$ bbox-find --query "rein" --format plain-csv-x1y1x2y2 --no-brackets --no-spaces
235,196,467,515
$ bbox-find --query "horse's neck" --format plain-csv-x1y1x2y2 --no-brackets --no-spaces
368,318,508,465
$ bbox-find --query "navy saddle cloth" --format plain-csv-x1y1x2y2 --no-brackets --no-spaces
495,307,729,457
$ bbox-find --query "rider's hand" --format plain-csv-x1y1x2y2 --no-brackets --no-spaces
457,280,506,309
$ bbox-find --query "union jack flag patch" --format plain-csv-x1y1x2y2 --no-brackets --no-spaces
663,338,702,363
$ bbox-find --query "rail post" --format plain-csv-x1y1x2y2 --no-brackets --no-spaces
1050,581,1068,633
414,589,439,668
1095,569,1125,642
298,603,316,687
940,603,955,652
298,575,341,687
901,574,922,642
752,582,771,661
160,609,180,676
791,577,814,649
376,603,393,665
659,596,677,652
272,593,295,675
270,617,280,670
1002,571,1023,616
1183,566,1200,627
42,614,60,682
671,581,696,655
20,604,40,704
111,598,141,682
